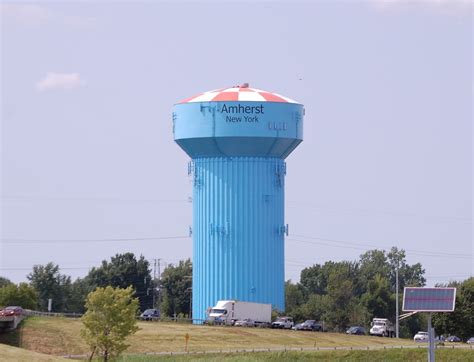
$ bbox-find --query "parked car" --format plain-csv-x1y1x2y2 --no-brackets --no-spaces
346,326,366,335
234,318,255,327
0,306,25,317
272,316,294,329
445,335,461,343
466,337,474,344
414,331,429,342
140,308,160,321
293,320,323,331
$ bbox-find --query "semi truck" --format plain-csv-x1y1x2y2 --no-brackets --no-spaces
369,318,395,337
206,300,272,326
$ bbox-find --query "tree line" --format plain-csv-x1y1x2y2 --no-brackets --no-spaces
284,247,472,340
284,247,426,337
0,249,472,339
0,252,191,316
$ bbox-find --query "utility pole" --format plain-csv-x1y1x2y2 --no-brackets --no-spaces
396,265,399,338
155,258,162,310
152,259,157,308
157,258,161,280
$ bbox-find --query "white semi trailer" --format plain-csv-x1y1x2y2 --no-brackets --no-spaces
206,300,272,326
369,318,395,337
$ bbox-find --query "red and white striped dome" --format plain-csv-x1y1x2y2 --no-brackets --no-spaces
178,83,300,104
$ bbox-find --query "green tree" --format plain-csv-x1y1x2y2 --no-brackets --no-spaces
81,286,139,361
349,302,370,328
433,278,474,340
27,262,71,312
0,277,13,288
0,283,38,309
285,280,304,314
359,248,425,296
296,248,425,332
160,259,192,317
387,247,425,289
300,261,360,297
300,263,327,296
359,250,390,295
300,294,328,322
64,278,91,314
86,253,152,311
361,274,394,321
323,262,358,331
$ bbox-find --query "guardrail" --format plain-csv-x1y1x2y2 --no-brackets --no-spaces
139,317,207,324
23,310,207,323
24,309,83,318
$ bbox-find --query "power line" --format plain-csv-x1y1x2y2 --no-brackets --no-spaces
291,233,469,257
1,235,190,244
288,237,470,259
286,201,472,223
1,196,190,204
288,234,471,259
4,195,470,223
2,231,468,260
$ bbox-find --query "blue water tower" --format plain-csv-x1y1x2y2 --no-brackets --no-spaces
173,84,304,322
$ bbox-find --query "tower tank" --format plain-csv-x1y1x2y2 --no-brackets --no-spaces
172,84,304,322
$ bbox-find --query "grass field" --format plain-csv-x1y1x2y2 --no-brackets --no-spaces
0,343,67,361
118,349,474,362
0,317,472,361
1,316,417,356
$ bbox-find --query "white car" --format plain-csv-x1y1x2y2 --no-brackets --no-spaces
234,318,255,327
272,317,294,329
414,331,429,342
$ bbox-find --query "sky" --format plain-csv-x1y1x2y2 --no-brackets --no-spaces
1,1,472,287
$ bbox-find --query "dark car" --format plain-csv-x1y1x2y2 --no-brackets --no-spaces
445,335,461,343
140,308,160,321
0,306,25,317
293,320,323,331
346,326,366,335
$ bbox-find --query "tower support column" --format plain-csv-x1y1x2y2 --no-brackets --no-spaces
191,157,285,321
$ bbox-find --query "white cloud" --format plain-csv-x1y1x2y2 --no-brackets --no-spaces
36,73,85,92
1,4,96,27
370,0,472,11
0,4,53,25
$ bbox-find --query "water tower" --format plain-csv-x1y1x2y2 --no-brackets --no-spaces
173,84,304,322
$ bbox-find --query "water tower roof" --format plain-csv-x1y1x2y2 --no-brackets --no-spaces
178,84,300,104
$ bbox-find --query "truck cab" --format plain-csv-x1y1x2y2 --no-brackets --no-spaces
369,318,395,337
207,301,232,324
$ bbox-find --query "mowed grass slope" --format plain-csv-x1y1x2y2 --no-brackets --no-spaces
120,349,474,362
4,316,419,356
0,343,67,362
131,321,414,353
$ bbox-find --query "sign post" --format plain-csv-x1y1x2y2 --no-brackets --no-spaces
402,287,456,362
427,313,435,362
184,333,190,352
396,267,399,338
